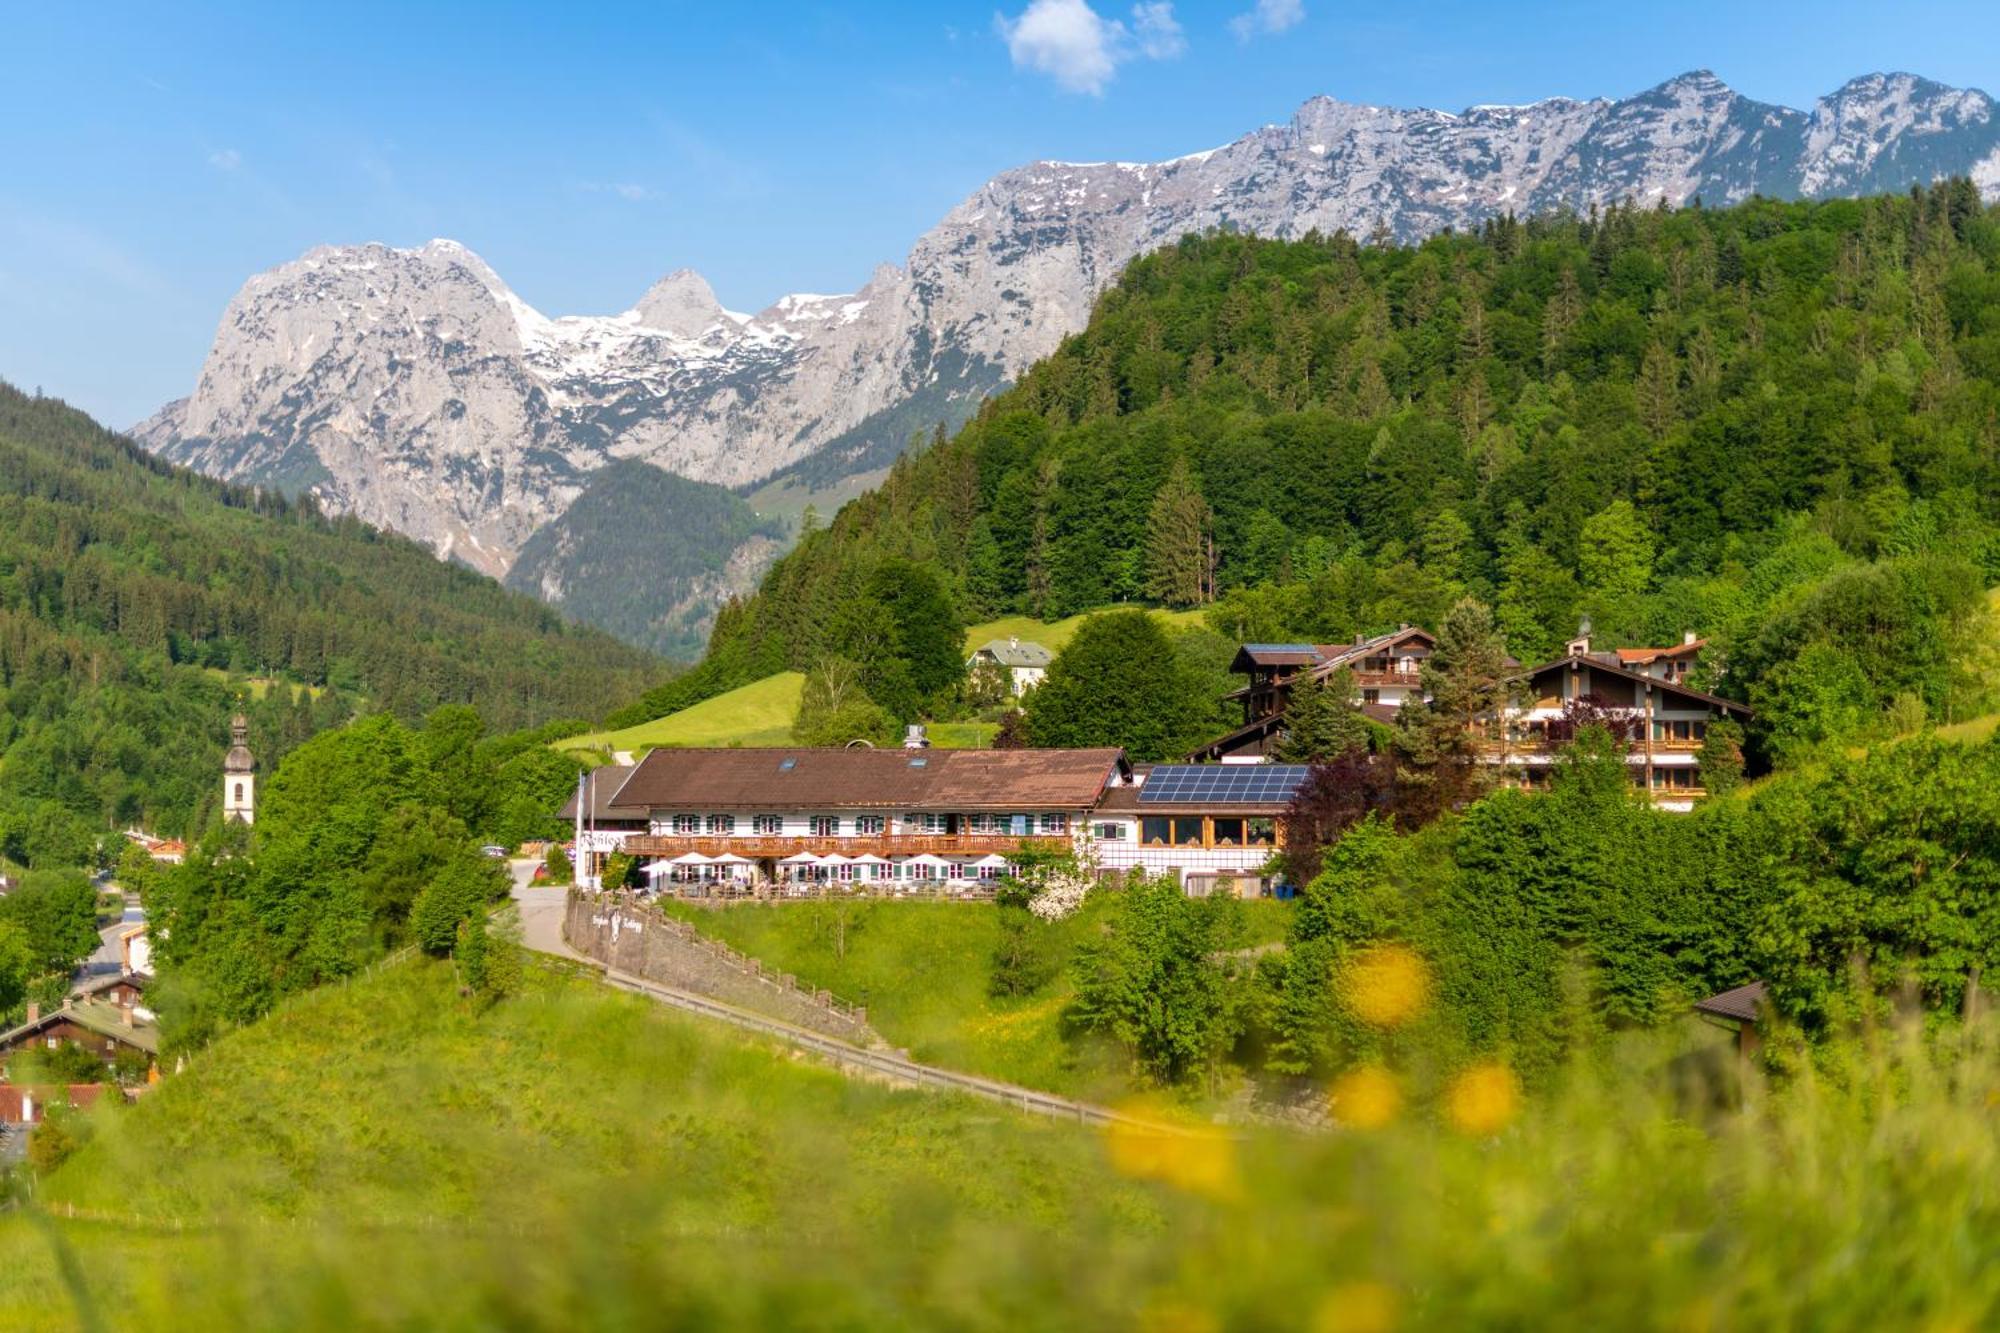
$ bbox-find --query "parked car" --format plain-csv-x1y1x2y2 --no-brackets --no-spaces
480,845,508,859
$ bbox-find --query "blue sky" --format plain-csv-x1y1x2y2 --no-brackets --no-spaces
3,0,1996,427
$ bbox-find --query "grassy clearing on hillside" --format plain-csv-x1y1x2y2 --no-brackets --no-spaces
197,668,326,703
963,607,1205,656
743,467,892,537
926,720,1000,747
6,957,2000,1328
564,608,1204,753
658,895,1295,1101
562,671,805,753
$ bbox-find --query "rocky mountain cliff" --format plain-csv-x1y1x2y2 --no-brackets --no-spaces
136,71,2000,642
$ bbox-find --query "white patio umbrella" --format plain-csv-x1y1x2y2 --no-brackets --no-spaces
778,851,823,866
669,851,714,866
968,854,1012,870
905,853,952,868
708,853,754,866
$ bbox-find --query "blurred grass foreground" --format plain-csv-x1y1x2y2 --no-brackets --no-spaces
2,954,1997,1330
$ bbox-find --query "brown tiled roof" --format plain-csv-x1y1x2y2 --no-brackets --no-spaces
0,1084,129,1123
1307,626,1435,680
1694,980,1767,1023
0,1002,158,1056
1095,784,1143,812
1616,639,1707,665
610,747,1128,812
559,765,642,822
71,972,148,1001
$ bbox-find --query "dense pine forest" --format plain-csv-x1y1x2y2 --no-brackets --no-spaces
0,384,660,850
635,183,2000,762
504,459,785,660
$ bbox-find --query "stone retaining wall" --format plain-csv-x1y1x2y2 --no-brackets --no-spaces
564,891,878,1047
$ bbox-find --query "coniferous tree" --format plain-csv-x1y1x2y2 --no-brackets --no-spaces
1275,670,1372,763
1397,598,1513,814
1144,458,1213,608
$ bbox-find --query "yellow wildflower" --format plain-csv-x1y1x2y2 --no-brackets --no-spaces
1342,943,1430,1027
1313,1280,1400,1333
1445,1061,1519,1135
1328,1065,1401,1130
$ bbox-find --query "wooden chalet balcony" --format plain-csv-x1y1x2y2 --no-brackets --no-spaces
620,833,1062,859
1480,733,1704,756
1349,669,1423,688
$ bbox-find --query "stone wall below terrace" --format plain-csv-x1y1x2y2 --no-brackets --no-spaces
563,891,879,1047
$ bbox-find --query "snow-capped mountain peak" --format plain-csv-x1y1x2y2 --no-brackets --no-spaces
137,69,2000,640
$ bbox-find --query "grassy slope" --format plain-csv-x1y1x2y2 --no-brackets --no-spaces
561,670,806,753
6,949,1998,1327
564,608,1208,754
963,608,1206,656
0,955,1157,1329
658,896,1294,1101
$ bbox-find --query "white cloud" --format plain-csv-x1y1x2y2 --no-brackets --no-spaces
207,148,242,171
1230,0,1304,41
576,181,658,202
995,0,1183,96
1132,2,1186,59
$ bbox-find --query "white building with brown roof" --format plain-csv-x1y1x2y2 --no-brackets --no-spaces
1489,634,1751,810
591,746,1130,892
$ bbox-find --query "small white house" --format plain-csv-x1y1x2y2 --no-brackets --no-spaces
967,637,1054,696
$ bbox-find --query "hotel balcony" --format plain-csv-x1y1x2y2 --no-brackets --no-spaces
621,833,1062,859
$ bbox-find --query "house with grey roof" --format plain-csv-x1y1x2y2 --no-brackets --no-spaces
967,636,1054,696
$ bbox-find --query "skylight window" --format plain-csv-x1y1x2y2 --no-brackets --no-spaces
909,756,928,767
779,757,797,771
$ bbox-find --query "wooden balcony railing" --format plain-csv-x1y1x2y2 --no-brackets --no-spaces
1480,736,1705,755
1349,670,1423,688
620,833,1063,859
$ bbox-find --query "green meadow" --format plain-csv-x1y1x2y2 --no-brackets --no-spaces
5,952,1997,1329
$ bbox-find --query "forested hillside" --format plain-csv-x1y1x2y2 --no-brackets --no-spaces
0,385,659,848
652,183,2000,757
505,460,784,659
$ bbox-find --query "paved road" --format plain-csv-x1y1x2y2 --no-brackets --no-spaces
509,864,585,962
80,888,145,981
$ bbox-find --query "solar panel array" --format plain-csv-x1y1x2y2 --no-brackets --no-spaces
1138,765,1311,805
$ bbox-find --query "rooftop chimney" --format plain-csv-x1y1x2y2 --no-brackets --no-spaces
903,724,930,750
1009,635,1019,649
1684,630,1699,646
24,1002,38,1024
1566,615,1593,659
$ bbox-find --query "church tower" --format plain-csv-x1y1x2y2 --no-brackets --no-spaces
223,714,256,825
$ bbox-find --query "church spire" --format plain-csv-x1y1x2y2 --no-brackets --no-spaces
223,714,256,824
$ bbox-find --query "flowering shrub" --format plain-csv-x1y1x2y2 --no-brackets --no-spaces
1026,869,1091,921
